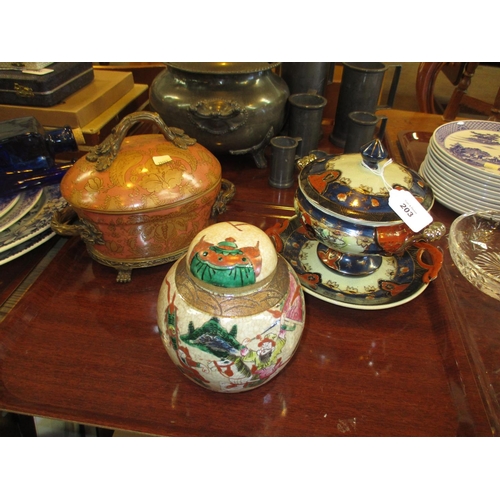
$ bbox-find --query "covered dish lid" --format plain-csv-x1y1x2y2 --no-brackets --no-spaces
166,62,280,74
298,140,434,224
60,111,221,214
185,221,278,290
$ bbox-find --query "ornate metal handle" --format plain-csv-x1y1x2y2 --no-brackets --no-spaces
50,205,80,237
51,205,105,245
188,99,248,135
85,111,197,172
211,179,236,217
295,150,330,171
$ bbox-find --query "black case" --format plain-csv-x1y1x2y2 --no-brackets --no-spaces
0,62,94,107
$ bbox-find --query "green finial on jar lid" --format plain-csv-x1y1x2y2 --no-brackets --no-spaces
187,221,278,289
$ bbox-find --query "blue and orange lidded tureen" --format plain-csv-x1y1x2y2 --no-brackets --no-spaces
294,139,445,259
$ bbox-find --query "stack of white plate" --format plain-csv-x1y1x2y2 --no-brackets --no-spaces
419,120,500,214
0,184,67,265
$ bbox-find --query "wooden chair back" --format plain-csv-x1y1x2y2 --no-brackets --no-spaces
416,62,500,121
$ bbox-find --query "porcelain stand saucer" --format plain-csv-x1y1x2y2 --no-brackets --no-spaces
266,216,443,310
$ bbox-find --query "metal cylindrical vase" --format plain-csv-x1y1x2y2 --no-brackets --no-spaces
269,136,300,189
288,93,327,158
330,62,400,148
343,111,388,154
280,62,335,96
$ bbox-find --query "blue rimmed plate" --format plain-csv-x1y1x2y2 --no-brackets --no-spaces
0,193,20,218
0,188,43,233
0,228,56,266
0,184,66,253
432,120,500,175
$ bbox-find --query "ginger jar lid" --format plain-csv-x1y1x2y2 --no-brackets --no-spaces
298,139,434,224
185,221,278,289
60,111,221,214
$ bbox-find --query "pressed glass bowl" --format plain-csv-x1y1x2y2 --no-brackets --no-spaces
449,210,500,301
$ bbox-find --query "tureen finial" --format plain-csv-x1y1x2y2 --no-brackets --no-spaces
361,139,388,170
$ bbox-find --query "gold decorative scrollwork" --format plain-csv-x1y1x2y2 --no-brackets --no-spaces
188,99,248,135
51,206,105,245
78,219,105,246
14,83,34,98
211,179,236,216
89,246,188,283
296,153,318,171
174,255,290,317
85,111,197,172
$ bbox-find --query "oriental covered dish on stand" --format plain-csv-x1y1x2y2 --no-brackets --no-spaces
266,139,446,309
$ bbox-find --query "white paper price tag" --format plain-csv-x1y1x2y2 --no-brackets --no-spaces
388,189,433,233
153,155,172,165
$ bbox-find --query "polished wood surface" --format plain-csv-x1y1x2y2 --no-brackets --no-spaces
0,110,497,436
0,237,60,311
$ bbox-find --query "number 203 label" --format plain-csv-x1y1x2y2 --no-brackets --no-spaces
400,202,415,217
388,189,433,233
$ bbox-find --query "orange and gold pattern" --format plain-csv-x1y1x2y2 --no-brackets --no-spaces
57,120,226,280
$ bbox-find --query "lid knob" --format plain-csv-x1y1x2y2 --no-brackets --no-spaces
360,139,388,171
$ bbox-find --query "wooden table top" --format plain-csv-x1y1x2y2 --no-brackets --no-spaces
0,109,498,436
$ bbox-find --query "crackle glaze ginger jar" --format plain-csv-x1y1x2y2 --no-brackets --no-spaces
157,221,306,393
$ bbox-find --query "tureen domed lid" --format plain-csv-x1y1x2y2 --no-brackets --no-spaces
298,140,434,224
60,112,221,214
185,221,278,289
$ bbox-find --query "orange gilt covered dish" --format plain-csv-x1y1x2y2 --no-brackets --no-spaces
52,111,234,282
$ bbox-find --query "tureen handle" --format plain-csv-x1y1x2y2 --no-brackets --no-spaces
413,241,444,283
389,221,447,255
85,111,197,172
